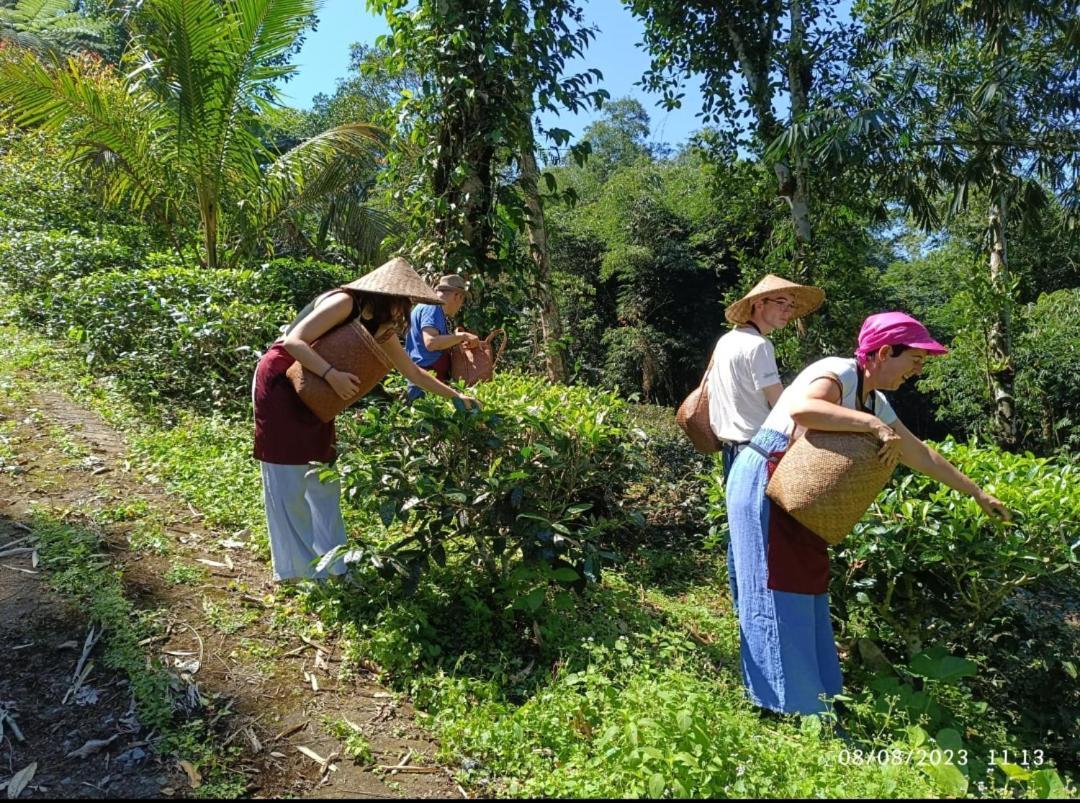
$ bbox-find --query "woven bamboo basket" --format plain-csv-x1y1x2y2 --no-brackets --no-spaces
765,430,895,545
286,319,393,423
450,328,507,387
675,356,722,454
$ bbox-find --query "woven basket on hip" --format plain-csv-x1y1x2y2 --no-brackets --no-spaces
765,430,895,545
676,356,722,454
286,319,393,423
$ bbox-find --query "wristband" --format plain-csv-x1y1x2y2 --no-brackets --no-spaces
320,365,333,380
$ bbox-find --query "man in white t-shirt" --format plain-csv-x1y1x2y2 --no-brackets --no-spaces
708,274,825,478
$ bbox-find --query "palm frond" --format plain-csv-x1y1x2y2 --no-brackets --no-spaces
329,199,396,264
0,50,177,217
210,0,319,208
0,0,110,56
259,122,387,222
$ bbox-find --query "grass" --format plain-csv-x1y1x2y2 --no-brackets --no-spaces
325,717,375,765
165,560,207,586
24,510,245,798
201,596,260,635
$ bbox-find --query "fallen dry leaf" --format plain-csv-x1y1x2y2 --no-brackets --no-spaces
66,734,120,759
178,760,202,789
6,762,36,799
296,745,337,772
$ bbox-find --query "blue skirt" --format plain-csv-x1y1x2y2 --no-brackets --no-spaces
725,428,842,714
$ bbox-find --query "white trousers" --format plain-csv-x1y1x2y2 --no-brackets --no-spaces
259,461,347,581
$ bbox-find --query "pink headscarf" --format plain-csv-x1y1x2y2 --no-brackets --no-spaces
855,312,948,367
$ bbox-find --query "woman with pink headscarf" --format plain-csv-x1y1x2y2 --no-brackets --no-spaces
724,311,1010,717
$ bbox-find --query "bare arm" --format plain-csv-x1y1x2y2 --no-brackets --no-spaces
762,382,783,409
894,419,1011,520
422,326,480,352
789,377,893,436
281,292,364,399
378,333,479,407
788,377,903,468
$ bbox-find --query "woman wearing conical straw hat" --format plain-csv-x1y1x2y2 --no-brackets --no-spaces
725,311,1009,718
252,257,479,583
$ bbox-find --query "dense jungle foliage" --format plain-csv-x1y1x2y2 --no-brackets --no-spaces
0,0,1077,798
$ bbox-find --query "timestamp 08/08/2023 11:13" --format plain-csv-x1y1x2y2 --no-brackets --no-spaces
836,748,1047,767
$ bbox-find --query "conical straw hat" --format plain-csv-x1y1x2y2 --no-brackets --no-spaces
725,274,825,324
342,257,442,304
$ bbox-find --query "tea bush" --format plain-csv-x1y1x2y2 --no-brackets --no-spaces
833,439,1079,658
330,373,647,606
0,229,145,324
0,234,357,414
55,265,288,412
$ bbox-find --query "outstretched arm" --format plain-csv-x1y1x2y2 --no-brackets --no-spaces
378,334,479,407
894,419,1011,520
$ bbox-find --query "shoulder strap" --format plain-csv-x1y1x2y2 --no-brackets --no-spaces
854,360,876,414
284,289,356,335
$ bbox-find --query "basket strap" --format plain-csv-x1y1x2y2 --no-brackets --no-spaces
486,328,508,364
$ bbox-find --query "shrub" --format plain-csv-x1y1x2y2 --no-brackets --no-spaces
832,439,1078,658
1014,288,1080,454
0,229,144,324
0,238,357,414
247,257,353,313
54,265,287,412
329,373,647,607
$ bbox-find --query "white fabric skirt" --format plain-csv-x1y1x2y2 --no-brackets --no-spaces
260,461,347,581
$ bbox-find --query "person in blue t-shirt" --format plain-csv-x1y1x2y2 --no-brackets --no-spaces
405,273,480,400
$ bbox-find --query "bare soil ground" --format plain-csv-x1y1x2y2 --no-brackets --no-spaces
0,389,463,800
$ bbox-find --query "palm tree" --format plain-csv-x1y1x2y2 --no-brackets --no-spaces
0,0,385,268
0,0,110,57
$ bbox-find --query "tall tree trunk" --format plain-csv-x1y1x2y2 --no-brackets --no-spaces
987,194,1017,448
200,190,217,269
782,0,812,281
518,128,568,383
727,11,813,278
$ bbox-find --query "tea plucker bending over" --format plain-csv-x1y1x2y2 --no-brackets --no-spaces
252,258,479,583
405,273,480,401
709,274,825,478
725,311,1010,716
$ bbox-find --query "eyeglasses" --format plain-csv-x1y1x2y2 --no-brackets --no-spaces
764,298,797,312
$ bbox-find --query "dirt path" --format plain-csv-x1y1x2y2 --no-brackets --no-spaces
0,389,462,799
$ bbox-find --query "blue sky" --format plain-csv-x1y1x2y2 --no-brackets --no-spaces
281,0,708,149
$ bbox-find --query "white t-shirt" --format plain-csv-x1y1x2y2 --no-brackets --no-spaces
707,327,781,443
761,356,898,437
